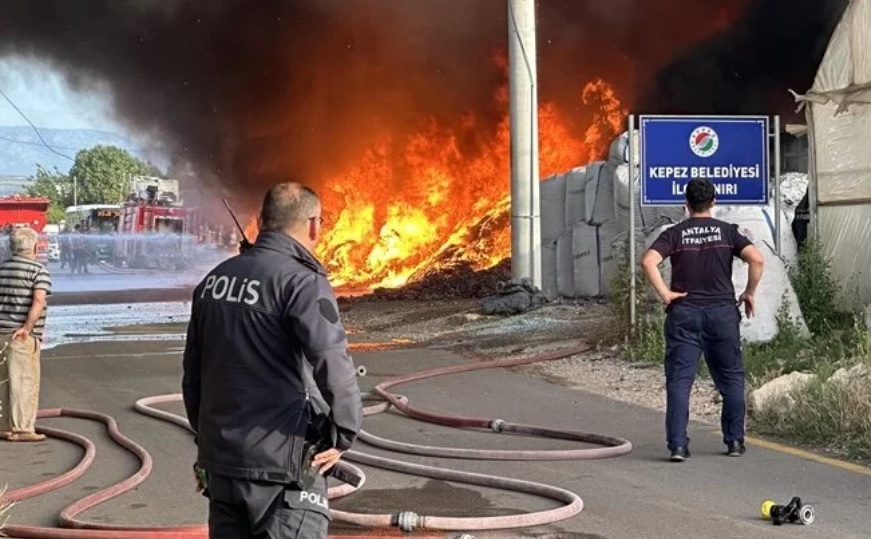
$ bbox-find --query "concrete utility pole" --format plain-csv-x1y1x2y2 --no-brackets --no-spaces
508,0,542,288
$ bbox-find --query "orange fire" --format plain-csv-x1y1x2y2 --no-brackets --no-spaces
244,77,626,290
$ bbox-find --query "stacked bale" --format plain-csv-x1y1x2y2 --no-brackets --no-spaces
537,131,810,343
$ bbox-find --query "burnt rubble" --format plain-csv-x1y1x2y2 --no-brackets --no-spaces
481,278,549,315
340,259,551,316
342,259,511,303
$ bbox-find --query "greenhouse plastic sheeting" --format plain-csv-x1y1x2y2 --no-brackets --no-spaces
810,100,871,204
819,204,871,311
799,0,871,204
794,0,871,308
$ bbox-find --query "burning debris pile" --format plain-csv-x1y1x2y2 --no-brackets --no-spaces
0,0,847,298
238,79,626,291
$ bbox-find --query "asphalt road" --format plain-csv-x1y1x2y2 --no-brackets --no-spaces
2,333,871,538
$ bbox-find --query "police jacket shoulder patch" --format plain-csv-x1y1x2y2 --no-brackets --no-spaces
318,297,339,324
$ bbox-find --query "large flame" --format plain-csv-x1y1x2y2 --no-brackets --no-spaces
244,77,626,289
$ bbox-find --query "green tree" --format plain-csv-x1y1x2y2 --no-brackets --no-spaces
69,145,151,205
24,165,73,223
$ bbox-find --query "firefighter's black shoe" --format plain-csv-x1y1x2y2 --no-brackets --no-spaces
726,440,746,457
669,446,691,462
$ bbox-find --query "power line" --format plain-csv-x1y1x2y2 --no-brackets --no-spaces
0,86,75,162
6,107,91,116
0,86,168,155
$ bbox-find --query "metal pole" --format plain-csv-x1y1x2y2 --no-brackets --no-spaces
507,0,542,288
73,175,77,207
628,115,637,335
529,61,542,289
805,106,819,239
774,115,782,256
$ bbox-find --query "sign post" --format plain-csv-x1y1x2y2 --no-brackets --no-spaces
773,115,782,256
627,115,637,335
629,115,772,333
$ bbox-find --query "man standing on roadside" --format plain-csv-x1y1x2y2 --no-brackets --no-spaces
641,178,765,462
0,227,51,443
182,182,363,538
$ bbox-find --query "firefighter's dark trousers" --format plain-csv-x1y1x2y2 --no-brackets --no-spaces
207,473,330,539
664,301,746,450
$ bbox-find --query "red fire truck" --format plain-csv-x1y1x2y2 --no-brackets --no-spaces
113,178,201,269
0,196,51,263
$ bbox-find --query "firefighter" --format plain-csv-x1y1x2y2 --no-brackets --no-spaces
59,226,73,270
71,224,89,274
641,178,765,462
182,182,363,538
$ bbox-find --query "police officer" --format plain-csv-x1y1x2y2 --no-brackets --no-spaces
641,178,765,462
182,182,364,537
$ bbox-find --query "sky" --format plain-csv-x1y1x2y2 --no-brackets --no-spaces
0,56,123,132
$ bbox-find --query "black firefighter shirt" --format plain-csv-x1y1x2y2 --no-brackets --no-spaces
648,217,754,305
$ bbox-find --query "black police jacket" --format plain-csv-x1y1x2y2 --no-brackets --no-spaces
182,230,363,484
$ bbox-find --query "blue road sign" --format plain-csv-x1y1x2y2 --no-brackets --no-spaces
639,116,769,206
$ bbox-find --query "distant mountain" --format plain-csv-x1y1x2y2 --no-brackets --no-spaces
0,176,29,197
0,126,164,178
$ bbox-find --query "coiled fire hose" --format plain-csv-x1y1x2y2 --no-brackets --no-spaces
2,343,633,538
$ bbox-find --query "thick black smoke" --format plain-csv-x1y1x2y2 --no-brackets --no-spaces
636,0,850,118
0,0,842,215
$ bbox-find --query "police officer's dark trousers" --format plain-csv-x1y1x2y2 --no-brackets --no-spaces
664,301,745,450
207,472,331,538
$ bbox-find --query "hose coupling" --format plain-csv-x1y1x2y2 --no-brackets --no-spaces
490,419,506,433
393,511,421,532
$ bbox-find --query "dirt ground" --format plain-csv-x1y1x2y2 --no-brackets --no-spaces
338,297,724,427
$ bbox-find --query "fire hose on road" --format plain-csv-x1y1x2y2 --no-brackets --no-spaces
1,343,633,539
